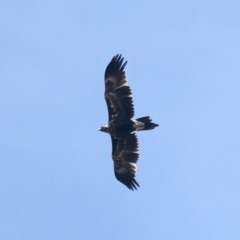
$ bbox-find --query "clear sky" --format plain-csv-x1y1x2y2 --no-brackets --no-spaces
1,1,240,239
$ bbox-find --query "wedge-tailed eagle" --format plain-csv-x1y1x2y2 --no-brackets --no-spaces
98,54,159,190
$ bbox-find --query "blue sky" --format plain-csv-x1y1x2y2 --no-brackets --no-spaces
1,1,240,239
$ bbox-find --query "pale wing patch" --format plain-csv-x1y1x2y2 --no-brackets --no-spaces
130,163,137,174
105,76,128,90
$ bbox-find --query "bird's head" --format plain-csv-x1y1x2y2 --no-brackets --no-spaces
98,124,109,133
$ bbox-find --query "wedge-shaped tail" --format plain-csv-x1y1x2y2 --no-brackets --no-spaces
134,116,159,131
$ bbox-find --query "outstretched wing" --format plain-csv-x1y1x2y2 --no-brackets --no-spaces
111,133,140,190
104,54,135,121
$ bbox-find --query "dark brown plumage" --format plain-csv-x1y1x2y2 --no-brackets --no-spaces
98,54,159,190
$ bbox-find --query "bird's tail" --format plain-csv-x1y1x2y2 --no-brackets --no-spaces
134,116,159,131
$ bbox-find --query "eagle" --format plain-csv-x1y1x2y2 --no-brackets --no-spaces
98,54,159,190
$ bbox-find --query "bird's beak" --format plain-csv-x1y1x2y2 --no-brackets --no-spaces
97,128,101,131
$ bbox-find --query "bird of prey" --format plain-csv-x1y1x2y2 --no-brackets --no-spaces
98,54,159,190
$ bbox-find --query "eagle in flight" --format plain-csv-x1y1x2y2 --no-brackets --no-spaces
98,55,159,190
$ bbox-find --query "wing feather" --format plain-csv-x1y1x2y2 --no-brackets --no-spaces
111,133,140,190
104,54,134,121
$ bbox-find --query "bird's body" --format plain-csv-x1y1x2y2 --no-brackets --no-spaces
100,119,133,138
99,55,159,190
